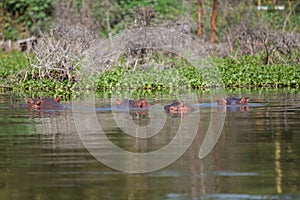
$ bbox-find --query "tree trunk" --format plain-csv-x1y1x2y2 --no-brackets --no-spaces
197,0,203,37
210,0,218,43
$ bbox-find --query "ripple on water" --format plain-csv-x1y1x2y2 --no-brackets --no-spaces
166,193,299,200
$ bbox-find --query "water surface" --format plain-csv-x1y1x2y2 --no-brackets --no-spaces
0,89,299,200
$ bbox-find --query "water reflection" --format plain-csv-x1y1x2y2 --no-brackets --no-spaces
0,89,299,199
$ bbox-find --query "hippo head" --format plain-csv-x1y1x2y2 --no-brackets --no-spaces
115,99,137,109
217,97,250,105
237,97,249,105
164,100,180,113
136,98,147,108
27,96,61,110
27,97,40,110
116,98,149,109
164,100,192,114
55,96,61,103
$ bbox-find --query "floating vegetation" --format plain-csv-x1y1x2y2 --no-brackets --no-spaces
0,51,299,98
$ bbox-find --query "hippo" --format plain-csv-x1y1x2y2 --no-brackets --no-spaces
135,98,148,108
115,98,152,122
217,105,249,112
27,96,62,110
217,97,249,105
164,100,195,117
115,98,150,109
115,99,136,109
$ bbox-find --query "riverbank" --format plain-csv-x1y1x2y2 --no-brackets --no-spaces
0,52,299,97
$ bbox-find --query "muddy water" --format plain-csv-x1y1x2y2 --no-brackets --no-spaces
0,88,299,200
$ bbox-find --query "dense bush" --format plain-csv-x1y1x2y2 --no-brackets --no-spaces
0,0,53,40
28,22,96,82
1,0,299,41
0,52,73,97
92,0,185,37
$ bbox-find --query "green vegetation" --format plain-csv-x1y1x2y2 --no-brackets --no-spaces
93,0,184,37
95,55,299,91
1,1,299,97
0,52,72,97
2,51,299,97
0,51,29,88
0,0,53,40
1,0,299,40
260,3,300,32
215,56,300,87
0,0,186,40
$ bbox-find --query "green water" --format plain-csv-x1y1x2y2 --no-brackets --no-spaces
0,89,300,200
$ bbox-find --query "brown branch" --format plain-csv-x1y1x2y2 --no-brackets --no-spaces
210,0,218,43
197,0,203,37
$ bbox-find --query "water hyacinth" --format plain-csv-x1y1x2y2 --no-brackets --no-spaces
1,52,299,97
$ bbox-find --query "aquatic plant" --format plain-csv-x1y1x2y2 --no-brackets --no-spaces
1,51,299,97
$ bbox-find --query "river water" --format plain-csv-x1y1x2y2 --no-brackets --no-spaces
0,88,299,200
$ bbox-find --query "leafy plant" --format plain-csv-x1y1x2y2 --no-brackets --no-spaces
92,0,185,37
0,0,53,40
1,51,299,97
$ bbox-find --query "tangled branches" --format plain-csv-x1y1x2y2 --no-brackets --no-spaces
228,24,300,65
28,22,96,82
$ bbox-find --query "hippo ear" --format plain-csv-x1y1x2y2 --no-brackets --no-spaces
134,101,140,107
240,97,249,104
141,99,147,107
35,97,42,105
115,99,121,105
218,98,226,105
223,98,228,104
27,98,34,104
55,96,61,103
36,100,41,106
